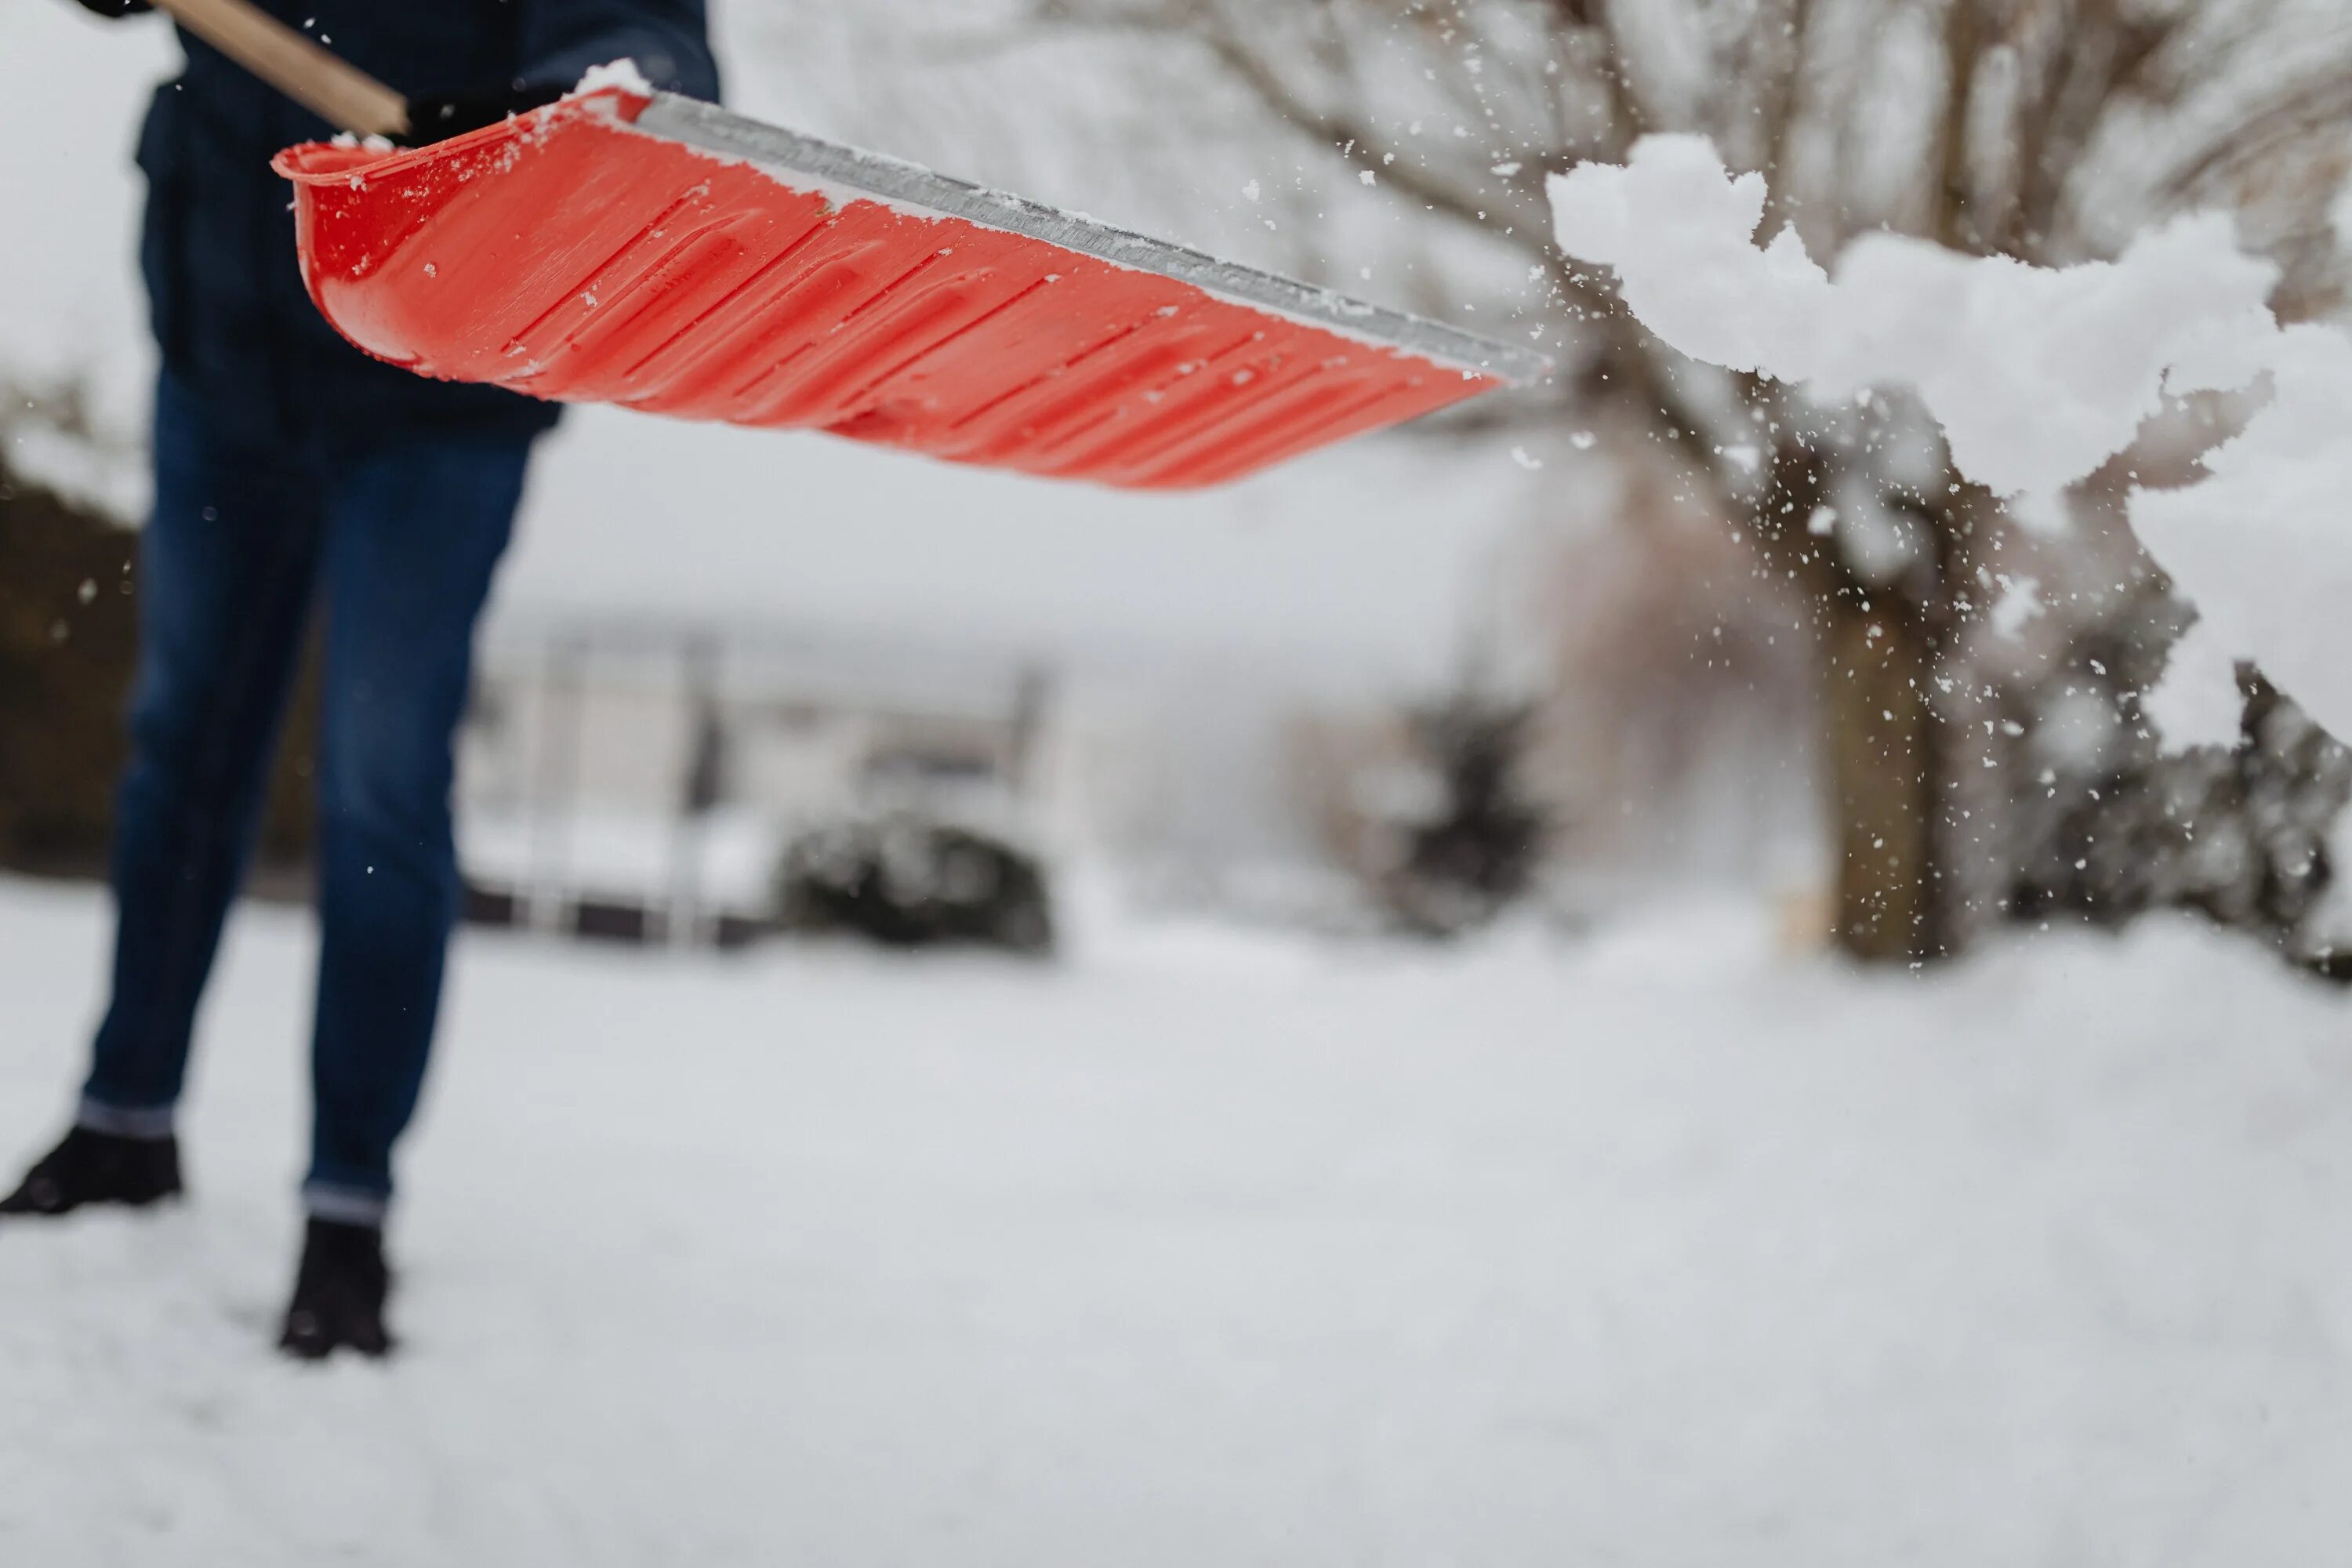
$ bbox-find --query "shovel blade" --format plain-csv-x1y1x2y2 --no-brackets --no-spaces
275,90,1549,490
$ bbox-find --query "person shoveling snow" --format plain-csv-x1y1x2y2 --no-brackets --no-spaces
8,0,1541,1364
0,0,720,1362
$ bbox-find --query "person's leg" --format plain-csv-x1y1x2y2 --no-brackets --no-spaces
301,430,531,1225
81,372,327,1133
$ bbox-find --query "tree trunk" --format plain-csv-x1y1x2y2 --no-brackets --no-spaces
1821,597,1949,964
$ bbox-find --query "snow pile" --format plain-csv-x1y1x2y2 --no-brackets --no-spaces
1551,136,2352,746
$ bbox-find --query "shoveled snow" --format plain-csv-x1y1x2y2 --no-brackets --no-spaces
1551,136,2352,750
2140,615,2252,745
571,58,657,99
1550,139,2278,500
5,873,2352,1563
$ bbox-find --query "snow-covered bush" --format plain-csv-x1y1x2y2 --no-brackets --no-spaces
1382,696,1551,938
1305,693,1552,938
2002,625,2352,960
777,815,1056,955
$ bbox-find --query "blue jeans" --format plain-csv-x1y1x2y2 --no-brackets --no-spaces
78,372,533,1223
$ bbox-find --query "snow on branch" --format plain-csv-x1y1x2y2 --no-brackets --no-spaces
1548,135,2352,749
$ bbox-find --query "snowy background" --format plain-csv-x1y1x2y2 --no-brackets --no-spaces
9,0,2352,1562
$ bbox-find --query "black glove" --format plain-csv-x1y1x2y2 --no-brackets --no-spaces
397,82,569,147
74,0,151,17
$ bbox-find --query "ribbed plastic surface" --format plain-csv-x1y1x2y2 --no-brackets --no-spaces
275,90,1547,490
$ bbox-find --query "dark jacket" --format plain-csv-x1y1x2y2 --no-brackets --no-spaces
131,1,720,449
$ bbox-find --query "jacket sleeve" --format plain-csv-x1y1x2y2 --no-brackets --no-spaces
518,0,720,102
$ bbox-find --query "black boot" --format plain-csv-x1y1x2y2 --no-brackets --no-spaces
0,1127,183,1217
278,1218,395,1361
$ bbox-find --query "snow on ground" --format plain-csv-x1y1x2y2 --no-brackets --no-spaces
5,875,2352,1564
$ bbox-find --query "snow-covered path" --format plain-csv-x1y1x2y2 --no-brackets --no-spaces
5,877,2351,1565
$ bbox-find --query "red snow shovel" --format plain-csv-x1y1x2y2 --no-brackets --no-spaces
162,0,1552,490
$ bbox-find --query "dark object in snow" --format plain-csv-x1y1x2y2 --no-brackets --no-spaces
2006,646,2352,966
572,898,659,947
779,817,1054,956
279,1217,395,1362
464,883,524,929
1374,697,1552,938
713,913,769,952
0,1127,183,1218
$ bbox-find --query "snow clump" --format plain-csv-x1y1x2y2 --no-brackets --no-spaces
1550,135,2352,749
572,59,658,99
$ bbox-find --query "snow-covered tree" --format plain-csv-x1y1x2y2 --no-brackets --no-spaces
919,0,2352,961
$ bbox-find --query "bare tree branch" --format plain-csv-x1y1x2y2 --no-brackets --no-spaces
2164,69,2352,199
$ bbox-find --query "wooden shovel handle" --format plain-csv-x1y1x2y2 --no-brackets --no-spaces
149,0,410,140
